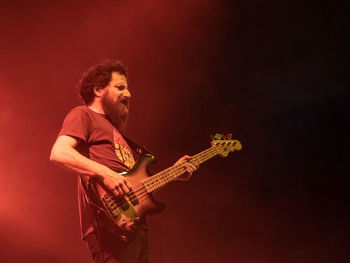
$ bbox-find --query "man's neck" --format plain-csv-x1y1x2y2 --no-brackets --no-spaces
88,100,105,114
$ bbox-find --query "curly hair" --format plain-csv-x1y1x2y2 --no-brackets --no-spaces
77,59,127,105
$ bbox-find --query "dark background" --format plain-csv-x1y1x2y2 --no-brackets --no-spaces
0,0,348,262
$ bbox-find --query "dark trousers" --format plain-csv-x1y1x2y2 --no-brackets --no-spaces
85,228,149,263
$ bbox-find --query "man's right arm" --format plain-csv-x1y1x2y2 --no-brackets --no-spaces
50,135,131,196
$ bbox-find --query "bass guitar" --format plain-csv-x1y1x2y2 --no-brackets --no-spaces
90,134,242,241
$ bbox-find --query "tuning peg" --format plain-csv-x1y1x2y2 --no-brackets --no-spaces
212,133,223,140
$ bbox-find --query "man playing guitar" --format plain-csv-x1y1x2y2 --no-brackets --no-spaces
50,59,197,263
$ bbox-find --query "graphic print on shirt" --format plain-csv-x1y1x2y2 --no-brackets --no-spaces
113,129,135,169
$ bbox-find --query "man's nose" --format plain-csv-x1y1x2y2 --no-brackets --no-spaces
124,89,131,98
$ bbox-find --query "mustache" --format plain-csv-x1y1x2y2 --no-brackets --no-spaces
118,97,129,108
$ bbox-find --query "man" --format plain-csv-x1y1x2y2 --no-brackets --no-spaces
50,59,197,263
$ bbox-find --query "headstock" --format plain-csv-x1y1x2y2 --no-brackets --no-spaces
210,133,242,157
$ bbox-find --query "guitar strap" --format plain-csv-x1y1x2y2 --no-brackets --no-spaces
122,135,156,159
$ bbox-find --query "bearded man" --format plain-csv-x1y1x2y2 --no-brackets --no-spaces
50,60,197,263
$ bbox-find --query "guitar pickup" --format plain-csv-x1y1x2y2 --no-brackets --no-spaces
126,190,139,206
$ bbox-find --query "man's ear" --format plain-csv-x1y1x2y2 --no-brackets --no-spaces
93,86,105,97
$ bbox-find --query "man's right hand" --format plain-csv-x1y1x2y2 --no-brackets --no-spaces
50,135,133,198
102,173,132,198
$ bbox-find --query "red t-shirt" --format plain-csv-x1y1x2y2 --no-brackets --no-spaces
58,106,136,238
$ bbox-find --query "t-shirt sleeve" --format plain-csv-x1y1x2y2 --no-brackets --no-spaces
58,107,91,142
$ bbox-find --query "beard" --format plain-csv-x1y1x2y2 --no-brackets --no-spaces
101,92,129,131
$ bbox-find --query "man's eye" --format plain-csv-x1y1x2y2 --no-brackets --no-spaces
116,86,124,90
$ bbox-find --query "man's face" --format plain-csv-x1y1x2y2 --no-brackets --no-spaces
100,72,131,130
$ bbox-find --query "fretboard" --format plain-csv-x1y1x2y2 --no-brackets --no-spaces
142,146,219,193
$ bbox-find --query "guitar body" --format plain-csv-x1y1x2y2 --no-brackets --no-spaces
91,154,165,241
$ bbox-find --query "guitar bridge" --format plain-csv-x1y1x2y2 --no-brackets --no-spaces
102,194,122,219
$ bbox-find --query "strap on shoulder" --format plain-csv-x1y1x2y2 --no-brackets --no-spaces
122,135,156,158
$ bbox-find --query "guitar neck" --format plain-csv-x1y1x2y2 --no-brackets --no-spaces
142,146,219,193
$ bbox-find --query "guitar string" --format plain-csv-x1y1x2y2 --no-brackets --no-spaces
145,146,219,189
135,146,217,194
136,152,214,200
133,146,216,193
131,146,218,199
116,145,219,205
105,148,216,211
143,145,218,185
133,149,218,203
106,145,221,211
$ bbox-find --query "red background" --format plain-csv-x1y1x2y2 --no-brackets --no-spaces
0,0,348,262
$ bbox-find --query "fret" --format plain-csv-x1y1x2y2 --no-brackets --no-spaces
143,146,220,193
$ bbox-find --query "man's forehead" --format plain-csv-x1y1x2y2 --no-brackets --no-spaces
111,72,127,84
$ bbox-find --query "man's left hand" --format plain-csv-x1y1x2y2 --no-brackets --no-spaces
174,155,198,181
